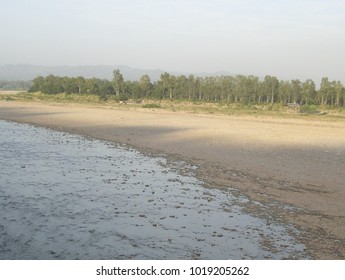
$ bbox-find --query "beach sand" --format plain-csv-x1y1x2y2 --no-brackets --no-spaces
1,101,345,259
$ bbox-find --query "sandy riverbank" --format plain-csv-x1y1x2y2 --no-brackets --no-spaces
1,101,345,259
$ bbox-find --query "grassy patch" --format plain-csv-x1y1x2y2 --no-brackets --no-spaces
12,92,103,104
6,92,345,121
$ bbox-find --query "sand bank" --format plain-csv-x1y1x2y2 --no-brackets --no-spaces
1,101,345,259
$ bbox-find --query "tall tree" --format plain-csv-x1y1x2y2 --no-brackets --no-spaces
278,80,292,104
86,78,100,95
301,79,316,105
113,69,124,96
263,75,278,104
187,75,196,100
139,74,152,98
76,76,86,94
333,81,345,106
291,79,301,104
318,77,330,105
160,72,177,99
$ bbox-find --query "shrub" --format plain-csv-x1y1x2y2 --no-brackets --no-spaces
113,94,129,102
142,103,161,108
300,104,319,114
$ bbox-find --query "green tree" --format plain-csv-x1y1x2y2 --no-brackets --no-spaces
125,81,140,99
160,72,173,99
139,74,152,98
175,75,188,100
63,77,78,94
187,75,196,100
318,77,330,105
76,76,86,94
301,79,316,105
333,81,345,106
291,79,301,104
113,69,124,96
86,78,101,95
29,76,44,92
99,80,114,96
40,75,64,94
263,75,278,104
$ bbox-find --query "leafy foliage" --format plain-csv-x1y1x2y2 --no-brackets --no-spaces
29,70,345,107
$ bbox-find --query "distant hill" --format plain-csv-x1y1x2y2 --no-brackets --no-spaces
0,65,163,81
0,64,231,82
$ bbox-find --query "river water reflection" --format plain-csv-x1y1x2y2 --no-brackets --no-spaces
0,120,307,259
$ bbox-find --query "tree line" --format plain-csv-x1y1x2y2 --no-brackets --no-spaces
29,69,345,106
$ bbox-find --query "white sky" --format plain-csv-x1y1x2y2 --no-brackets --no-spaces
1,0,345,82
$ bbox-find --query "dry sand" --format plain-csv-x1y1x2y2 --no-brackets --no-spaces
1,101,345,259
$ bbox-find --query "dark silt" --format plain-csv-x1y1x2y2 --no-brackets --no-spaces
0,120,308,259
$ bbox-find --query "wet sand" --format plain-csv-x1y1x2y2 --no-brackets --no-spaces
1,101,345,259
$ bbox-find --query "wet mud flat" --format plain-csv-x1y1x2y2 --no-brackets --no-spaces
0,120,308,259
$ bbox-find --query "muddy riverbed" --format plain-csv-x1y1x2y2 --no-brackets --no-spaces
0,120,308,259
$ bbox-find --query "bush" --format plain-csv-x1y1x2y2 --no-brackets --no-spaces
113,94,129,102
142,103,161,108
300,104,319,114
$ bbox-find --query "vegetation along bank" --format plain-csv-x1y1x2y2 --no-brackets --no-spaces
28,69,345,107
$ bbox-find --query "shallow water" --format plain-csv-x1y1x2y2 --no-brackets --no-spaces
0,120,307,259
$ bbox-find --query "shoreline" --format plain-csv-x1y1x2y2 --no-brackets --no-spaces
1,100,345,259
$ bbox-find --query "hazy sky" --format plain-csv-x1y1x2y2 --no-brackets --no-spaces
1,0,345,82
